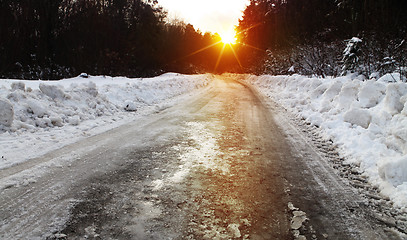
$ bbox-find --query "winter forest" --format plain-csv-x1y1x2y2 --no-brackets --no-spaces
1,0,406,80
3,1,407,237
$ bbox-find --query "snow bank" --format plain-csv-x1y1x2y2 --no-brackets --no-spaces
0,73,213,168
247,73,407,208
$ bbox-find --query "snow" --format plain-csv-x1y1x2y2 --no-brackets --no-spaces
383,83,407,115
2,71,407,209
0,73,213,169
247,73,407,208
342,37,362,58
342,37,363,74
343,108,371,128
378,73,407,83
0,98,13,127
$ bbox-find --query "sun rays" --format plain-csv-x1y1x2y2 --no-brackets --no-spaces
182,23,264,72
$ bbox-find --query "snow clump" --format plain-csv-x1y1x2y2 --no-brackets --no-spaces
0,98,14,127
343,108,371,128
11,82,25,91
124,100,138,112
39,83,68,99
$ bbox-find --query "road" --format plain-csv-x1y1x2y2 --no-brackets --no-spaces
0,76,400,239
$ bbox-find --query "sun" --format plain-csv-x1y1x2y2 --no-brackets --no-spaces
220,30,237,44
183,27,244,71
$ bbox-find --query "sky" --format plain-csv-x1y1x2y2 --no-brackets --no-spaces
158,0,250,36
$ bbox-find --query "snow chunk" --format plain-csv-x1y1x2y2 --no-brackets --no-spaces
322,80,343,100
124,100,138,112
383,83,407,115
68,115,80,126
50,115,63,127
26,100,48,117
0,98,14,127
358,81,385,108
227,224,241,238
335,80,360,110
319,80,343,112
310,82,328,100
343,108,372,128
79,73,89,78
11,82,25,91
379,156,407,187
291,211,307,230
39,83,67,99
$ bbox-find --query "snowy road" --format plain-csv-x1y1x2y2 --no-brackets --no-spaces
0,76,400,239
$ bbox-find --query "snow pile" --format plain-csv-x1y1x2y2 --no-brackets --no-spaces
0,73,212,131
0,98,13,127
247,73,407,208
0,73,213,168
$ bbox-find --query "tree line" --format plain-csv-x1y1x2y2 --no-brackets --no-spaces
236,0,407,78
0,0,234,79
1,0,406,79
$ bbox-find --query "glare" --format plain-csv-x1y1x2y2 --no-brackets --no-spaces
220,31,237,44
158,0,250,34
183,24,265,72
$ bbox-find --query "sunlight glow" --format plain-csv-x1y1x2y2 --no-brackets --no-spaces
220,30,237,44
158,0,253,72
180,20,266,72
159,0,249,34
215,44,227,72
181,22,266,72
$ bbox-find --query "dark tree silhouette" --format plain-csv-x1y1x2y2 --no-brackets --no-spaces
235,0,407,76
0,0,229,79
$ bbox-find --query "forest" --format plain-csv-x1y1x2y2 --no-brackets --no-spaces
0,0,406,79
0,0,231,79
237,0,407,78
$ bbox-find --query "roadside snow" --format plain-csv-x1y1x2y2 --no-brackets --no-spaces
0,98,13,127
0,73,213,169
247,73,407,209
3,71,406,208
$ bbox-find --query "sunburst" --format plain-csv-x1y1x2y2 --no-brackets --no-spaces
183,23,264,72
215,29,241,71
220,31,237,44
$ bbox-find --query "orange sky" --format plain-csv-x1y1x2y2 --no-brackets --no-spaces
158,0,250,36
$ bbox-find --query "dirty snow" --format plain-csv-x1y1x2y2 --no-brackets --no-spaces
247,73,407,208
0,73,213,169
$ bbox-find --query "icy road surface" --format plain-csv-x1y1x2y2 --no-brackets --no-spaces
0,76,400,239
